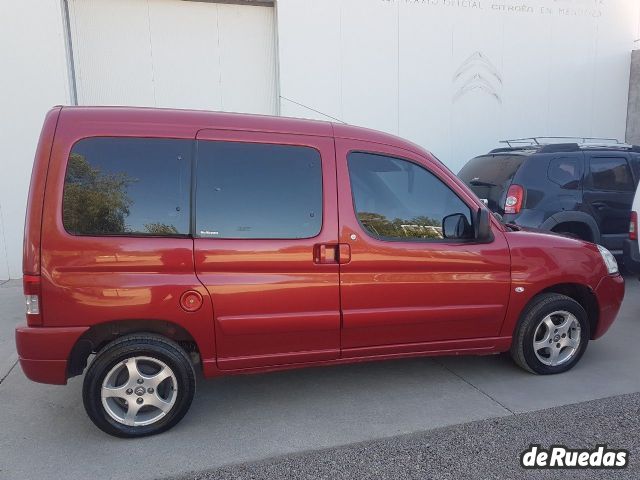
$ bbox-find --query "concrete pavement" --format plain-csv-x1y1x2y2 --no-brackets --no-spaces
0,278,638,480
0,281,20,384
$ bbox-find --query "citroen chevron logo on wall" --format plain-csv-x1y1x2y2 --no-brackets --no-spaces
453,51,502,104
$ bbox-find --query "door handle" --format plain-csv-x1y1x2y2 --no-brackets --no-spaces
314,244,338,264
592,202,607,210
314,243,351,264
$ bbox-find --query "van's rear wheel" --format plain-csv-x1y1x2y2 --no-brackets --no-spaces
83,334,195,437
511,293,589,374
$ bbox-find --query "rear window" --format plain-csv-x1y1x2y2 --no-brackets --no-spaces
458,154,526,213
195,141,322,239
63,137,191,236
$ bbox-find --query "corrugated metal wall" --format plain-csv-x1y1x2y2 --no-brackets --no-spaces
68,0,277,114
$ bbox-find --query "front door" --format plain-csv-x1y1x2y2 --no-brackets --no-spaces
193,130,340,370
335,138,511,353
583,153,636,253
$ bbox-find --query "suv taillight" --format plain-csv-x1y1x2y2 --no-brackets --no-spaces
631,211,638,241
504,184,524,214
23,274,42,326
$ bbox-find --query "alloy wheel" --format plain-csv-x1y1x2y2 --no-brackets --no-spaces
100,356,177,427
532,310,581,367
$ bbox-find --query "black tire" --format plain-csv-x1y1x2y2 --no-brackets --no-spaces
511,293,590,375
83,333,196,438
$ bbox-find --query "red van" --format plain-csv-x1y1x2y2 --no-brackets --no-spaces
17,106,624,437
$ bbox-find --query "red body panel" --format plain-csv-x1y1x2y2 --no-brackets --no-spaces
23,107,61,275
16,106,625,385
498,230,623,338
16,326,87,384
32,108,217,367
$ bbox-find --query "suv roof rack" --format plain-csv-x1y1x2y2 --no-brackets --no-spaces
500,136,623,147
493,137,640,154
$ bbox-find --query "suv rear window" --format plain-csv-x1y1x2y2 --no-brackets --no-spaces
63,137,191,236
195,141,322,239
458,154,526,214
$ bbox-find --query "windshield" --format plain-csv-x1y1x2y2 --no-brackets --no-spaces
458,154,526,215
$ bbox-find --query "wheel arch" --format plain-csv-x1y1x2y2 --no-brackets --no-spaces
540,211,600,243
537,283,599,339
68,319,202,378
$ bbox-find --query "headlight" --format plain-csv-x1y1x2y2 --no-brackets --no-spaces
597,245,619,275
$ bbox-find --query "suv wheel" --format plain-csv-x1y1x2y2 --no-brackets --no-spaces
83,334,196,437
511,293,589,374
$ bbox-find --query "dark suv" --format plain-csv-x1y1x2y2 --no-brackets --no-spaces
458,138,640,255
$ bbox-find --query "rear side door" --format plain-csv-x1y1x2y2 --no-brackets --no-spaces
193,130,340,370
584,153,636,252
335,138,511,353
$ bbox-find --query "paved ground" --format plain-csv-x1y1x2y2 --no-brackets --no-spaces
0,277,638,480
0,280,20,383
176,392,640,480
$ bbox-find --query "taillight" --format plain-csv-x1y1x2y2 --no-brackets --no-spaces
23,274,42,326
504,184,524,214
631,211,638,241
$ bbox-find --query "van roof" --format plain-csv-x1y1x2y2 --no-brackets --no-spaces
58,106,430,158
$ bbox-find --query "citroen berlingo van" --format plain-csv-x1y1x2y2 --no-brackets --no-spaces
16,106,624,437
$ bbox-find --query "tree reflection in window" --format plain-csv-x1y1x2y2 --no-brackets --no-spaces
358,212,443,239
63,153,134,235
62,137,191,236
348,152,471,241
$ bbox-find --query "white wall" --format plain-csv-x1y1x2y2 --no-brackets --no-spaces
277,0,640,172
0,0,71,279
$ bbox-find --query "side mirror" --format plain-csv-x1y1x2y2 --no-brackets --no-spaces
475,208,494,243
443,213,472,240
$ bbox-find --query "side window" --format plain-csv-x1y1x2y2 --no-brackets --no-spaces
589,157,634,192
548,156,581,188
196,141,322,239
348,152,472,241
63,137,191,236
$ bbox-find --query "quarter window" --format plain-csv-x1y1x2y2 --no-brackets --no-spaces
63,137,191,236
548,157,580,188
589,157,634,192
348,152,472,241
196,141,322,239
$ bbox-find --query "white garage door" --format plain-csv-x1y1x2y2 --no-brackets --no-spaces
67,0,277,115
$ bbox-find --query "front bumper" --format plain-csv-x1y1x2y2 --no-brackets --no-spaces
623,239,640,274
592,274,625,339
15,326,88,384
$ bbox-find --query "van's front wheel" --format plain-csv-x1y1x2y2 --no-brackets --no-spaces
82,334,196,437
511,293,590,374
